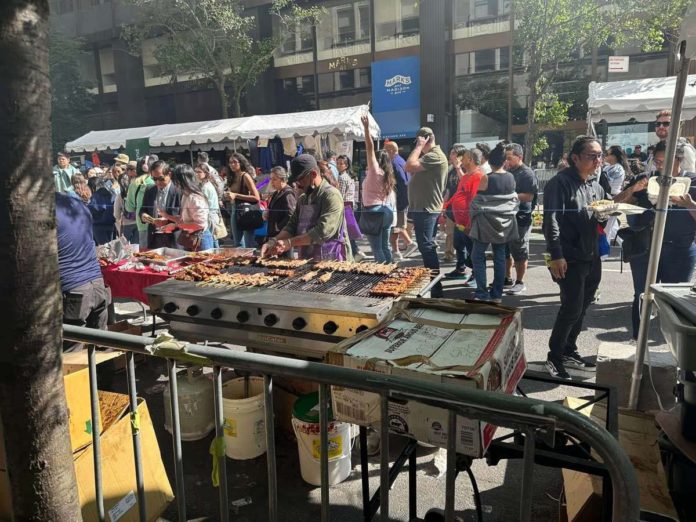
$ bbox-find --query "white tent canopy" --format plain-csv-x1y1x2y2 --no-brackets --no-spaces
588,74,696,124
65,105,380,152
65,125,161,153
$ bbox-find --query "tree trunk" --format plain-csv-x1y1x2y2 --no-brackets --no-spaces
232,90,242,118
0,2,81,520
216,78,229,119
523,67,539,164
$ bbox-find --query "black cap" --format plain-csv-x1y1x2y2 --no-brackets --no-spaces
288,154,318,184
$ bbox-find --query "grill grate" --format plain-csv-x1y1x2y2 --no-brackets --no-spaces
271,272,388,298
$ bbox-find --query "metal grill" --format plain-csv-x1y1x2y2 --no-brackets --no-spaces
271,272,388,298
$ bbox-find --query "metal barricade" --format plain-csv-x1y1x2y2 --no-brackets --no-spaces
535,168,557,195
63,324,640,522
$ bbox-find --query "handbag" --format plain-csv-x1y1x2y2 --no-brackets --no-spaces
359,206,384,236
617,225,652,262
177,230,203,251
213,217,228,240
236,203,264,231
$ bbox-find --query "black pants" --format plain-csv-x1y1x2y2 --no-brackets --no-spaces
62,278,111,352
548,257,601,360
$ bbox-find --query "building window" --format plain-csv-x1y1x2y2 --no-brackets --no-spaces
280,21,314,55
455,47,509,75
280,75,315,95
319,1,370,50
318,67,371,93
57,0,74,14
453,0,511,28
98,47,117,93
399,0,419,35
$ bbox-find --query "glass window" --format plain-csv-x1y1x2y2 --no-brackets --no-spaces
280,21,314,55
357,3,370,41
299,75,315,94
325,1,370,48
318,73,335,93
499,46,510,71
358,67,371,88
400,0,419,34
336,5,356,44
338,70,355,90
98,47,117,93
474,48,495,72
455,53,471,76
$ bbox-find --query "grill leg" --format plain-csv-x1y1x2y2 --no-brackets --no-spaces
380,395,389,521
264,375,278,522
212,366,229,522
167,359,187,521
126,352,147,522
409,442,417,521
519,430,536,522
320,384,330,522
445,410,457,522
88,345,105,522
360,426,371,522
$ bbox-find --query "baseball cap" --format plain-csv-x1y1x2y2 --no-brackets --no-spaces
288,154,318,185
416,127,434,138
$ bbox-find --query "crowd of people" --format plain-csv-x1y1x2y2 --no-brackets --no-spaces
52,107,696,380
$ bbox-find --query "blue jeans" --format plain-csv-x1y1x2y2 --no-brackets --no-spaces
453,227,473,271
138,229,148,250
199,229,214,251
472,240,507,300
121,223,139,244
229,204,255,248
629,242,696,338
412,211,442,297
364,205,393,263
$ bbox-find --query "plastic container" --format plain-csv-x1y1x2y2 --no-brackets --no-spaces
221,377,266,459
163,367,215,441
647,176,691,205
291,392,352,486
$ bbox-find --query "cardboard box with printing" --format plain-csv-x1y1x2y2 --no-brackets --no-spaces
327,299,526,457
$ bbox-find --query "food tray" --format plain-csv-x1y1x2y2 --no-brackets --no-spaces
199,248,256,257
134,247,189,266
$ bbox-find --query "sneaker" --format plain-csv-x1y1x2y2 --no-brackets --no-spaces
545,358,572,380
444,269,470,280
562,351,597,371
507,281,526,295
591,289,601,304
354,252,365,262
395,252,404,261
403,243,419,258
503,277,514,288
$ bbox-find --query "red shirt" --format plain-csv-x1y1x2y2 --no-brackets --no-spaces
445,168,484,228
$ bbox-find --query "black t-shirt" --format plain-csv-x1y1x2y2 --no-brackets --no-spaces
510,163,538,225
478,171,516,195
629,171,696,247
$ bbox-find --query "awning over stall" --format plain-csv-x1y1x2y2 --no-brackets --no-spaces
64,105,380,152
588,75,696,124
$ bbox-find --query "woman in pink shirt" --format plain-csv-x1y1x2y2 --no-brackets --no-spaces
169,164,214,251
360,115,396,263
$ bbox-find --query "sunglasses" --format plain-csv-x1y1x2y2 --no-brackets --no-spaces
152,176,166,182
582,153,604,161
655,121,670,128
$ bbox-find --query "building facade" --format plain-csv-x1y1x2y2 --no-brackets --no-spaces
51,0,680,162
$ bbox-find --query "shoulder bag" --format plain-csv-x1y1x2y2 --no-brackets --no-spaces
236,174,264,231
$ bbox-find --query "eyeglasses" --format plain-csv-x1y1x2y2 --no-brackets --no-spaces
655,121,670,128
152,176,165,182
581,153,604,161
653,158,665,167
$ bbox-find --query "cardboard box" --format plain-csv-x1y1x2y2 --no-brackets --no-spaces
107,321,146,372
62,350,122,452
327,299,526,457
562,397,677,521
74,392,174,522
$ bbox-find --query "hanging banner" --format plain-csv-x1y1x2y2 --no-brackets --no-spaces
371,56,421,139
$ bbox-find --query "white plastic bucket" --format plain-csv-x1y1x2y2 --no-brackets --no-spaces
163,368,214,441
291,393,352,486
221,377,266,460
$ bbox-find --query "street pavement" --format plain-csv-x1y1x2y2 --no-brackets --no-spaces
109,230,671,521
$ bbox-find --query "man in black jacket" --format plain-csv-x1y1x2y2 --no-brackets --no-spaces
543,136,606,380
139,161,181,249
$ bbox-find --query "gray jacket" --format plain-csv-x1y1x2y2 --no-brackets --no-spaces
469,193,520,244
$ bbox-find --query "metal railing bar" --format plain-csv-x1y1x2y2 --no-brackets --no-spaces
264,375,278,522
379,395,389,521
367,440,418,518
445,410,457,522
126,352,147,522
319,383,330,522
359,426,370,522
167,359,187,522
408,444,417,521
519,430,536,522
487,440,609,475
63,325,640,521
87,345,105,522
212,366,229,522
574,392,608,413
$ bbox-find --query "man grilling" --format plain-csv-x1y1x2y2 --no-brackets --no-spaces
261,154,352,261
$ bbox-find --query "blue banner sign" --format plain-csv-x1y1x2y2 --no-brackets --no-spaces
371,56,420,139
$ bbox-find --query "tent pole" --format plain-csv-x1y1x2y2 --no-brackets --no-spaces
628,40,691,410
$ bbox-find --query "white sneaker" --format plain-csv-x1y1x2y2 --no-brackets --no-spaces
395,252,404,261
354,252,365,262
403,243,419,258
507,282,526,295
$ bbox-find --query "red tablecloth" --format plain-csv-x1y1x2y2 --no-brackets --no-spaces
101,262,171,304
